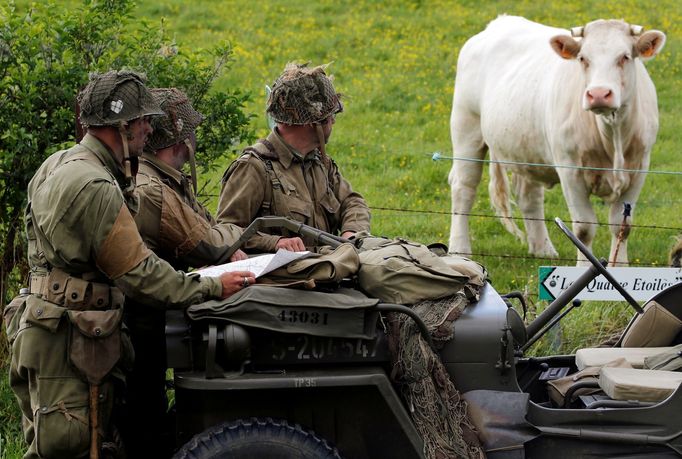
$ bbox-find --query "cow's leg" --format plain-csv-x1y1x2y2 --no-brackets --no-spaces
514,175,558,257
557,171,597,266
448,110,486,255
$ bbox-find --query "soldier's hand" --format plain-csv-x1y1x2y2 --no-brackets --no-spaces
275,237,306,252
341,231,356,239
229,249,248,262
219,271,255,298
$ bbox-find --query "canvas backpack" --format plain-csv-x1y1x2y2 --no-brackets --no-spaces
355,235,474,305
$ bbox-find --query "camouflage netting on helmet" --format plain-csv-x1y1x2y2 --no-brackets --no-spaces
388,293,486,459
147,88,204,150
266,62,342,125
78,70,162,127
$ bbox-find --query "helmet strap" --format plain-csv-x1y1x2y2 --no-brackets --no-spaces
117,121,138,190
118,122,133,180
184,137,198,195
315,124,326,157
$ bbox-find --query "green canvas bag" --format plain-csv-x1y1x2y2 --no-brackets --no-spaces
356,236,470,305
262,242,359,286
644,344,682,371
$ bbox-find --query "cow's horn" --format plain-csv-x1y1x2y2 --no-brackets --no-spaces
630,24,644,36
570,26,584,38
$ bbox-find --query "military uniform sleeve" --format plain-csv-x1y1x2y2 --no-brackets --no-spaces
158,184,244,267
114,257,222,308
217,157,281,252
134,177,164,253
328,159,371,234
76,180,223,307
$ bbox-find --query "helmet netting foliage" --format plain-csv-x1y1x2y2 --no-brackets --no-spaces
266,62,342,125
147,88,204,151
78,70,163,127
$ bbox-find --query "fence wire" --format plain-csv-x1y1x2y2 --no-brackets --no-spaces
370,206,682,232
371,206,677,267
432,152,682,176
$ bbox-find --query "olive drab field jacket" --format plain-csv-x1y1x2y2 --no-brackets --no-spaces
217,129,370,252
134,152,243,270
7,134,224,459
26,134,223,306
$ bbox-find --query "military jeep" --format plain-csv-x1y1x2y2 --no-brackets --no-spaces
165,217,682,458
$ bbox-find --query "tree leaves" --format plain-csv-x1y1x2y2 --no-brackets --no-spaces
0,0,254,301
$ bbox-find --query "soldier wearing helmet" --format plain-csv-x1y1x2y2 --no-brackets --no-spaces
120,88,248,458
217,62,370,252
6,71,253,459
135,88,246,266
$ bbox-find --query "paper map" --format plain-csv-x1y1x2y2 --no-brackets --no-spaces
194,249,311,278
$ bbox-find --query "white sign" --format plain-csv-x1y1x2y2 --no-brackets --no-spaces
539,266,682,301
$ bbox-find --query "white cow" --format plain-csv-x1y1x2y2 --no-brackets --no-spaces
448,16,665,265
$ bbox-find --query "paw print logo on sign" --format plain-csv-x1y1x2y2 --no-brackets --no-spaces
110,99,124,114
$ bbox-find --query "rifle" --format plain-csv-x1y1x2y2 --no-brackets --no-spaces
216,216,349,264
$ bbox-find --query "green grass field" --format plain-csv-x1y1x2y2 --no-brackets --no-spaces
2,1,681,456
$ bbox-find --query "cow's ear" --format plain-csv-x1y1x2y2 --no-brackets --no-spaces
550,35,580,60
636,30,666,60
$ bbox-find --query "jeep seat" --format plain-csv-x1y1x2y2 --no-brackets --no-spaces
576,347,675,370
599,367,682,402
574,300,682,370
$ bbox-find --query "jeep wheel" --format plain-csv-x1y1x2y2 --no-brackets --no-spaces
173,417,342,459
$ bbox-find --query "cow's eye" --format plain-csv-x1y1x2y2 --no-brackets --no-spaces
578,55,589,67
619,54,631,66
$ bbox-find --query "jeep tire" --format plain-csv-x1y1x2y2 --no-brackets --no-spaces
173,417,342,459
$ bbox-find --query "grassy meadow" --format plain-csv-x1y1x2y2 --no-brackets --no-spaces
2,0,682,456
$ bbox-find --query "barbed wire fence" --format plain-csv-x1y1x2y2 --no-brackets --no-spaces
430,152,682,177
369,153,682,302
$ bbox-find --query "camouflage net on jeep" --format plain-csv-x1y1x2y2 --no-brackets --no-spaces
388,293,485,459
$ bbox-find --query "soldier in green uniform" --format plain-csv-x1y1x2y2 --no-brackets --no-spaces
121,88,246,457
217,62,371,252
5,71,254,459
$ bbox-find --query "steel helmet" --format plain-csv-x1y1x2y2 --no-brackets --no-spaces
146,88,204,151
78,70,163,127
266,62,342,125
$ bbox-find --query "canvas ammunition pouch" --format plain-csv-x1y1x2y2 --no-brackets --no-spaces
355,236,472,305
30,268,124,311
261,243,360,287
26,268,130,383
18,293,128,383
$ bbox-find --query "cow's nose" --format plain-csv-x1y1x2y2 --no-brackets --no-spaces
586,87,614,109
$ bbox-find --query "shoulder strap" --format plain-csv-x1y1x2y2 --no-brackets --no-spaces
223,140,282,216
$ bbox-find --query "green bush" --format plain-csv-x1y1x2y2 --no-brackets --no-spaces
0,0,255,307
